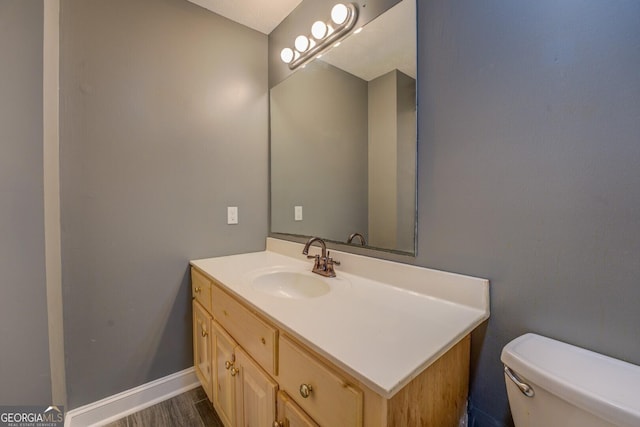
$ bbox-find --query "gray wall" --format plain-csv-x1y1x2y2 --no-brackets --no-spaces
368,70,416,251
270,61,368,241
368,71,398,248
0,0,52,405
416,1,640,425
396,71,416,253
60,0,268,409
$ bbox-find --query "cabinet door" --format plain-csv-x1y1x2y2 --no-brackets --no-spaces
234,347,277,427
193,301,213,401
276,391,319,427
213,321,238,427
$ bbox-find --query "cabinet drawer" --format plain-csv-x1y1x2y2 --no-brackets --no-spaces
191,267,212,313
211,282,278,376
279,335,363,427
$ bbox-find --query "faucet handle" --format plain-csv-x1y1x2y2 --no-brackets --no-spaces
307,254,321,271
327,251,340,265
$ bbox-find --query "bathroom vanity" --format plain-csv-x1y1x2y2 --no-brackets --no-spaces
190,238,489,427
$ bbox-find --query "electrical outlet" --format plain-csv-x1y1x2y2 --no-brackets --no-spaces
227,206,238,225
294,205,303,221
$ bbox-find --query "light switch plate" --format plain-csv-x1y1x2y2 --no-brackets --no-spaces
294,205,303,221
227,206,238,224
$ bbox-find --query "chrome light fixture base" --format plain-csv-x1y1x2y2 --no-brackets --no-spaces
284,3,359,71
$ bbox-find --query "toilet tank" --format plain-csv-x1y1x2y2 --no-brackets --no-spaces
501,333,640,427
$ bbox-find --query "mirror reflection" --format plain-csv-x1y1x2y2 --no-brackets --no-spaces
270,0,416,254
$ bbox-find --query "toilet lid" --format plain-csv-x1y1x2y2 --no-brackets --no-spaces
501,333,640,427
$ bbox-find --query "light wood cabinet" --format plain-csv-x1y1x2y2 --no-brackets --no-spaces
193,268,278,427
191,266,471,427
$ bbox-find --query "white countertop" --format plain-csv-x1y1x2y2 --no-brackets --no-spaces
191,238,490,399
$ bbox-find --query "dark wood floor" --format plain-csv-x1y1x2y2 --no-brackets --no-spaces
104,386,224,427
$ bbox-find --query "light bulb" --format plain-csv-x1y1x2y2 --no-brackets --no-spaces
331,3,349,25
295,35,310,52
280,48,294,64
311,21,328,39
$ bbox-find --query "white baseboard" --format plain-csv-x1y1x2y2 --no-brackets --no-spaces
64,367,200,427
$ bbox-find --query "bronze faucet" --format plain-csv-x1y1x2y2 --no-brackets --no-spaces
302,237,340,277
347,232,366,246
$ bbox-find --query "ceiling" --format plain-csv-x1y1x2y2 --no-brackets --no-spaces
187,0,303,34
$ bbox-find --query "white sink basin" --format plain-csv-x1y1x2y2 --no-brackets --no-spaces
251,270,331,299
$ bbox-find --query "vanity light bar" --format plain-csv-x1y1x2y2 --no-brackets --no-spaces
280,3,358,70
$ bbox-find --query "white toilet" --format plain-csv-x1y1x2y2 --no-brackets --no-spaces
501,333,640,427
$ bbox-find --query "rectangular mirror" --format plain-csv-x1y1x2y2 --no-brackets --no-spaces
270,0,416,255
